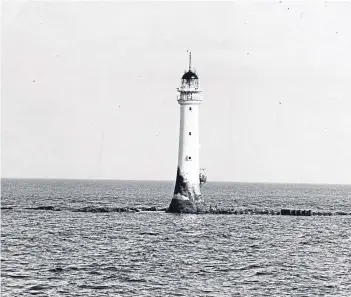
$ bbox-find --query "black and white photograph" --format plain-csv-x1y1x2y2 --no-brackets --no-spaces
1,1,351,296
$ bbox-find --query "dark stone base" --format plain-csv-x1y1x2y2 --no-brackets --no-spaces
168,167,203,213
167,198,203,214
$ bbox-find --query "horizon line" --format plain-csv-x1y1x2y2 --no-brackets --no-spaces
1,177,350,186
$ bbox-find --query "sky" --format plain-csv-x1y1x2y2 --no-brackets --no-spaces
1,1,351,184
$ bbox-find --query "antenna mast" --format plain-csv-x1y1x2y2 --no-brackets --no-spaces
189,52,192,71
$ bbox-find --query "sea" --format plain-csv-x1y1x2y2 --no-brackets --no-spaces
1,179,351,296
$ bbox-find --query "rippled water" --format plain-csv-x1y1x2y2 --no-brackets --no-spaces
1,179,351,296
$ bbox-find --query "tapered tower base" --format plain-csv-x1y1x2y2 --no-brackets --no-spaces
167,198,198,213
167,168,205,213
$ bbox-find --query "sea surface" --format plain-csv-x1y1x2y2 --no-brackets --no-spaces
1,179,351,296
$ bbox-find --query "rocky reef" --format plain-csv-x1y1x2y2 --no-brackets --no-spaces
2,206,351,216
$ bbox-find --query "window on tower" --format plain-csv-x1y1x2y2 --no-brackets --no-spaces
189,132,191,135
189,107,192,111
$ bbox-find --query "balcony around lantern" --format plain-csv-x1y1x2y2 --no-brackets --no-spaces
177,92,203,103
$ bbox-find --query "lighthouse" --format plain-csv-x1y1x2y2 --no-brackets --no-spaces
167,53,207,213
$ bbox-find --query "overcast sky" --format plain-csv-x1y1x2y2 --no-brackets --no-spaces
2,1,351,184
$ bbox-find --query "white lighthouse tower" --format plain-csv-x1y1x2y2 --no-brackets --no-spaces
167,53,207,213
